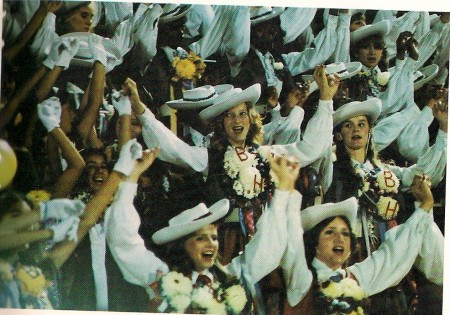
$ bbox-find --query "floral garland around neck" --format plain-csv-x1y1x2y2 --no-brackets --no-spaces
223,145,271,200
316,275,367,315
171,50,206,82
355,166,400,221
149,271,247,314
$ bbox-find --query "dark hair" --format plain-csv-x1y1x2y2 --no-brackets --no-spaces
55,2,93,36
351,34,388,71
303,215,357,269
209,102,262,152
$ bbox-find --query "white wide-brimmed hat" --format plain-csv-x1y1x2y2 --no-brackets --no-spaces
333,98,382,128
250,6,285,25
302,62,363,94
159,4,192,24
199,84,261,122
59,32,121,68
301,197,358,232
414,64,439,91
152,199,229,245
350,20,391,45
166,84,233,110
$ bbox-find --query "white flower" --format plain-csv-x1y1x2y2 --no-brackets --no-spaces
273,62,284,70
160,272,192,298
376,71,390,86
240,166,262,193
375,170,399,193
225,285,247,313
207,299,227,315
321,281,344,299
169,294,191,313
340,278,366,300
191,287,215,309
376,196,399,220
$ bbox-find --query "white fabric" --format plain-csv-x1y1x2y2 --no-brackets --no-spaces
105,182,297,287
184,4,215,38
2,0,40,45
415,18,448,71
280,7,317,45
89,223,108,311
263,106,305,145
331,12,351,63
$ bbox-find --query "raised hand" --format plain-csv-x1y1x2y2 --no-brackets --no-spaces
43,37,80,70
122,78,145,115
410,174,433,212
37,96,62,132
430,88,448,133
128,147,161,182
314,65,340,101
113,139,143,176
270,155,301,191
111,89,132,116
88,34,107,66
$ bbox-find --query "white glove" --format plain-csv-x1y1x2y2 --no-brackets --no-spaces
42,37,80,70
37,97,62,132
49,216,80,243
111,89,132,116
88,34,107,66
39,199,85,222
113,139,143,176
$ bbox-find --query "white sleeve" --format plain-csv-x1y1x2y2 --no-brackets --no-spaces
348,206,435,296
280,191,314,307
137,108,209,173
283,14,338,76
105,182,169,287
387,129,447,188
270,100,333,167
225,189,292,284
331,12,351,63
415,18,448,71
102,2,133,32
263,106,304,145
184,4,215,38
396,106,434,162
280,7,317,45
29,13,59,63
384,11,421,61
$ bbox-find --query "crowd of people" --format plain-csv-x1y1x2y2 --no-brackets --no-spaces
1,1,448,314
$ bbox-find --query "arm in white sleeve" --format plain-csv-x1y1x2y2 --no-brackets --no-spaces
137,107,209,173
415,18,448,71
280,7,317,46
105,182,169,287
331,12,351,63
280,191,314,307
396,106,434,162
384,11,421,61
347,205,434,296
184,4,215,38
263,106,304,145
225,189,291,283
283,15,338,76
271,100,334,167
102,2,133,33
29,12,59,63
387,129,447,188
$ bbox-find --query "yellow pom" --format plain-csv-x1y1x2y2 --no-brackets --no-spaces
174,59,196,80
16,265,48,297
26,190,52,208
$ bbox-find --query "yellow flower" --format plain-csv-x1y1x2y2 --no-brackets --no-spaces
172,58,196,81
16,265,48,297
26,190,51,207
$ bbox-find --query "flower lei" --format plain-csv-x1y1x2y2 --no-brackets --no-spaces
355,166,400,221
151,271,247,314
316,276,367,315
171,51,206,82
223,146,270,199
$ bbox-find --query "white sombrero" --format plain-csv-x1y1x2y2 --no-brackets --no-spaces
152,199,229,245
301,197,358,232
166,84,234,110
59,32,121,68
158,4,192,24
302,62,363,94
199,84,261,122
413,64,439,91
250,6,285,25
350,20,391,45
333,98,382,128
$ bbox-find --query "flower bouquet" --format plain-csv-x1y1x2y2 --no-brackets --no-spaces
150,271,248,314
171,51,206,82
357,167,400,221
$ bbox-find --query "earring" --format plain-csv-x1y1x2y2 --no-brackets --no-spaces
335,133,343,141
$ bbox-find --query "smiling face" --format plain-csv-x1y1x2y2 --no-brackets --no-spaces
65,5,94,33
85,153,109,193
336,115,371,153
184,224,219,273
315,217,352,270
223,102,251,148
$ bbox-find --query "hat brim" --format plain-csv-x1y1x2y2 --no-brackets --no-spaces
350,20,391,45
152,199,229,245
301,197,358,232
166,94,219,110
251,7,285,25
199,84,261,122
304,62,363,94
333,98,382,128
414,64,439,91
60,32,121,68
159,5,192,24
